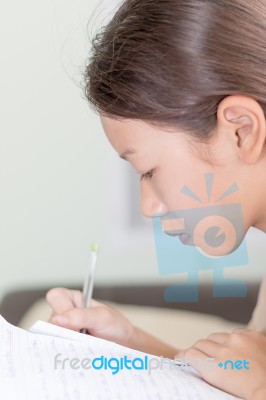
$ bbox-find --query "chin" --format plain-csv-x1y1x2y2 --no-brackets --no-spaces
195,235,246,257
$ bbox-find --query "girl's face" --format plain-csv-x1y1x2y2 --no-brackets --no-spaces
100,114,265,256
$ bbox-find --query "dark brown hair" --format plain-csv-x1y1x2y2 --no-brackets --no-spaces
84,0,266,141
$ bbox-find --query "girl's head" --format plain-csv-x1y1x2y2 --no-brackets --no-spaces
84,0,266,255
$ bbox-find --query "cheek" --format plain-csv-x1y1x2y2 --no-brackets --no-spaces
153,162,211,211
150,174,188,212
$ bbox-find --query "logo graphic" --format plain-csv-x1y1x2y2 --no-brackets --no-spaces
152,173,249,301
217,359,249,370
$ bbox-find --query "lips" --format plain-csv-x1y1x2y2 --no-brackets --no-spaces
164,230,191,244
178,233,190,244
164,230,181,237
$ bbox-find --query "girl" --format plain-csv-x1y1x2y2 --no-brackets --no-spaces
47,1,266,399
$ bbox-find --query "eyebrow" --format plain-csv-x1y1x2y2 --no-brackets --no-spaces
119,148,137,160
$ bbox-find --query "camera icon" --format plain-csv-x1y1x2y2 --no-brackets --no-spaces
152,174,249,302
161,203,244,257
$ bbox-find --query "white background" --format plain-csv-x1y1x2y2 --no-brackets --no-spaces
0,0,265,301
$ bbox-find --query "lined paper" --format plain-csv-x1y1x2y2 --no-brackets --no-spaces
0,316,242,399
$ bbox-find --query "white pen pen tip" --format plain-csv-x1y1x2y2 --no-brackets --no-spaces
90,242,99,252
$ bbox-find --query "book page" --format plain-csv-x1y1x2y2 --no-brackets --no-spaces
0,315,242,399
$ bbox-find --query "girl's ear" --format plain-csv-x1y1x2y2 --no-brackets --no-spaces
216,95,266,165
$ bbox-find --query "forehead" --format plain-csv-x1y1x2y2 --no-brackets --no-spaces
100,115,186,154
100,115,159,143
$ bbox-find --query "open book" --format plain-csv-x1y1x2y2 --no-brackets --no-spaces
0,315,242,399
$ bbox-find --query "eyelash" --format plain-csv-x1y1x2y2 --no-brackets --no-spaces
140,169,154,181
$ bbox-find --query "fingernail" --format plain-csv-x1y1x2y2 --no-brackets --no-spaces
54,315,69,325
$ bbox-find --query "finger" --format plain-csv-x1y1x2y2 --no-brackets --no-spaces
51,306,112,334
90,298,108,308
46,288,83,314
231,327,253,335
175,343,212,359
176,347,209,363
207,332,229,344
47,293,105,323
192,338,222,357
178,347,213,372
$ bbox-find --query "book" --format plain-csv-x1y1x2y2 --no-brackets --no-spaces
0,315,242,399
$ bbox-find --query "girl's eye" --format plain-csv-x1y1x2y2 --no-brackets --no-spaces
140,169,154,181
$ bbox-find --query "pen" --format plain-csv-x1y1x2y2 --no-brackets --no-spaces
80,242,99,334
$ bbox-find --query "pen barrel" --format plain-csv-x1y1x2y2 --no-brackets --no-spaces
82,251,97,308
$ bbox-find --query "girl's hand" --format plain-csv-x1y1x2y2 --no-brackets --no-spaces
176,329,266,400
46,287,179,358
46,287,135,347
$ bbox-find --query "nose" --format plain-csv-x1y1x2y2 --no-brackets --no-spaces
140,180,168,218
